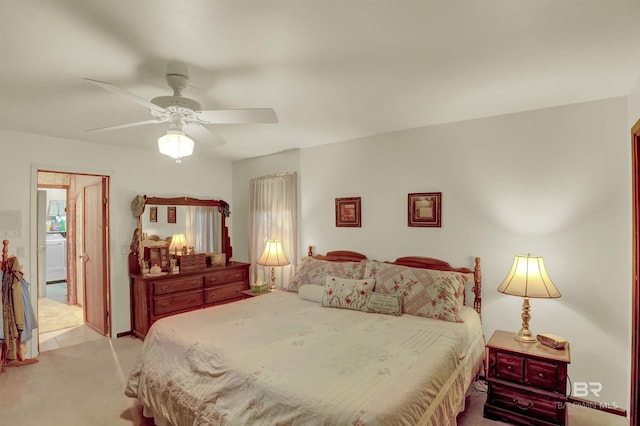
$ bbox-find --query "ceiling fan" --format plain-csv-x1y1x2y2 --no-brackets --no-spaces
84,70,278,162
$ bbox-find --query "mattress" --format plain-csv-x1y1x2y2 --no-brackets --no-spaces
125,291,484,426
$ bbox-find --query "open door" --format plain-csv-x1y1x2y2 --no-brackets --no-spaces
82,178,110,336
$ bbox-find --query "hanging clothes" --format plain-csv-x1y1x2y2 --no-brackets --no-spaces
1,257,37,360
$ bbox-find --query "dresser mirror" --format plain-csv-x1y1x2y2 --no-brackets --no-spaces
129,196,232,274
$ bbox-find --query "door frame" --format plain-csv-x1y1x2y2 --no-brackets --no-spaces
631,119,640,426
30,164,112,358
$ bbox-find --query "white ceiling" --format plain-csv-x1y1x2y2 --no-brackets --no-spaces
2,0,640,161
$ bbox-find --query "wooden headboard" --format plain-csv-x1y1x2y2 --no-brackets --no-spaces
307,246,482,317
308,246,368,262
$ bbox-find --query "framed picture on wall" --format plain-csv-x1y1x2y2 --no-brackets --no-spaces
408,192,441,227
149,206,157,223
167,206,176,224
335,197,361,227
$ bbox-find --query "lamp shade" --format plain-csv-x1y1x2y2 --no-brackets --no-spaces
158,130,194,161
169,233,189,255
497,255,561,299
256,240,290,267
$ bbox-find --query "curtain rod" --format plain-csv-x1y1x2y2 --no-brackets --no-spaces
250,171,297,182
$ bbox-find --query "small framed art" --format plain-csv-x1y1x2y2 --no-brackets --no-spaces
408,192,441,227
335,197,361,227
149,206,157,223
167,206,177,224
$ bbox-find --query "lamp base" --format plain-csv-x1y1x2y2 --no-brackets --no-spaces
269,266,276,292
513,330,537,343
513,296,537,343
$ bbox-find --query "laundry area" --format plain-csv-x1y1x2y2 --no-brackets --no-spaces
46,232,67,284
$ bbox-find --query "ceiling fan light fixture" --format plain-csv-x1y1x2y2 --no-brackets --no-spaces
158,130,194,163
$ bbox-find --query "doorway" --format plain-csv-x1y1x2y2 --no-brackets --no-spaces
35,170,111,352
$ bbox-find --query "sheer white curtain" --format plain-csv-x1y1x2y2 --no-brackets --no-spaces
185,206,219,253
249,172,297,289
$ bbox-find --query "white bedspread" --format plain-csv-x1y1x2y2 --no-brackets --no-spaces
125,291,484,426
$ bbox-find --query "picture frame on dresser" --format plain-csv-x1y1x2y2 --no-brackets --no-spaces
144,246,170,270
335,197,361,227
408,192,442,227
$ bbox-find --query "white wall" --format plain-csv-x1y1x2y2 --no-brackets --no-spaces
290,97,630,409
0,129,233,337
628,75,640,129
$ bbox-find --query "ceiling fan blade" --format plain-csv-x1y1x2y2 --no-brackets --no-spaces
84,78,167,115
196,108,278,124
85,118,166,133
183,123,226,146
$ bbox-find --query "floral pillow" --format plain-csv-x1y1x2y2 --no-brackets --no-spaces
364,260,467,322
286,257,366,292
321,276,375,311
361,292,403,316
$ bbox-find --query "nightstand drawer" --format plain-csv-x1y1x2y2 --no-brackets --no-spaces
496,352,525,383
488,383,565,425
526,358,559,391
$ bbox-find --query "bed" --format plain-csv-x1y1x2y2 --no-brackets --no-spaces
125,250,483,426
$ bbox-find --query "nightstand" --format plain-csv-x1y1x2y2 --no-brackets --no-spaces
241,289,272,298
484,330,571,425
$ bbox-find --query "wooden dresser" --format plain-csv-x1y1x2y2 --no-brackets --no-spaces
484,330,571,425
130,261,249,339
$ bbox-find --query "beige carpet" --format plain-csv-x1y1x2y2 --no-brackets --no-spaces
38,296,83,334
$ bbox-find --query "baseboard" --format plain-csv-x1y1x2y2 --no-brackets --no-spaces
567,396,627,417
116,330,132,338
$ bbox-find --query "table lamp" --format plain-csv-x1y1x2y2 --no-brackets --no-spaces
256,240,290,291
497,254,561,343
169,233,189,256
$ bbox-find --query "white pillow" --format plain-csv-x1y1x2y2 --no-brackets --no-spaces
298,284,324,303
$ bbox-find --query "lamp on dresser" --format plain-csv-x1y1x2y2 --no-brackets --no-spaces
169,233,189,256
256,240,290,291
497,254,561,343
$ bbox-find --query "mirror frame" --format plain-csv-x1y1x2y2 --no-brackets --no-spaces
129,196,232,274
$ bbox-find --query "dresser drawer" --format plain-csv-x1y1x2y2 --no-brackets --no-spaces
488,383,565,425
153,276,203,295
204,269,245,286
496,352,525,383
154,289,203,315
526,358,560,391
204,282,246,303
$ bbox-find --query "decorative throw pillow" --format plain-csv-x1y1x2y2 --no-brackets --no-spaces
298,284,325,303
364,260,467,322
361,292,403,316
286,257,366,292
321,275,375,311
